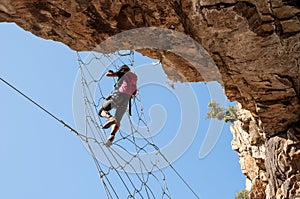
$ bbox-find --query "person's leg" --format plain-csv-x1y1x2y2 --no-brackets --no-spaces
105,105,126,146
105,124,119,147
99,99,117,129
98,99,113,118
105,95,129,146
114,104,127,127
99,110,111,118
111,124,119,135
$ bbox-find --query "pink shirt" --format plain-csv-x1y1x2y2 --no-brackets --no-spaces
118,72,137,95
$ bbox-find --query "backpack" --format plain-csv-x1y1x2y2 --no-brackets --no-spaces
118,71,137,95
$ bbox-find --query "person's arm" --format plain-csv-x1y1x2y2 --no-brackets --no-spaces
106,70,118,77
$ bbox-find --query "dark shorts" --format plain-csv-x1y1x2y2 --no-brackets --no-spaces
100,92,131,126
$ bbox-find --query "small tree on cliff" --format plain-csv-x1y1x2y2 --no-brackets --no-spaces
234,189,250,199
206,101,238,123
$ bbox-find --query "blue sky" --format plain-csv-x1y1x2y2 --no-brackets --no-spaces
0,23,245,199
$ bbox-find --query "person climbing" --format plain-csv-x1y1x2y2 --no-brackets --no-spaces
98,65,138,147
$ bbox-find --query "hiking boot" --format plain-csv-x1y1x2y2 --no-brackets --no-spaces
103,117,116,129
105,134,115,147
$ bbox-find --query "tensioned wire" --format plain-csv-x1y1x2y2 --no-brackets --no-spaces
76,50,199,199
77,51,171,198
0,50,200,199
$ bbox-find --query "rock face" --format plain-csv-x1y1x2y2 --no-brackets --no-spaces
231,104,300,198
1,0,299,198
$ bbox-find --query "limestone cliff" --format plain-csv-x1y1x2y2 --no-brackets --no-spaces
232,104,300,198
1,0,299,198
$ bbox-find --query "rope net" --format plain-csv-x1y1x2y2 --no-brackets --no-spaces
74,50,199,199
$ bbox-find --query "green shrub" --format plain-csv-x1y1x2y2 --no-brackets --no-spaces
234,190,250,199
206,101,238,123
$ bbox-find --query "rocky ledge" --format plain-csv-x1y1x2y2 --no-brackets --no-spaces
1,0,299,198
